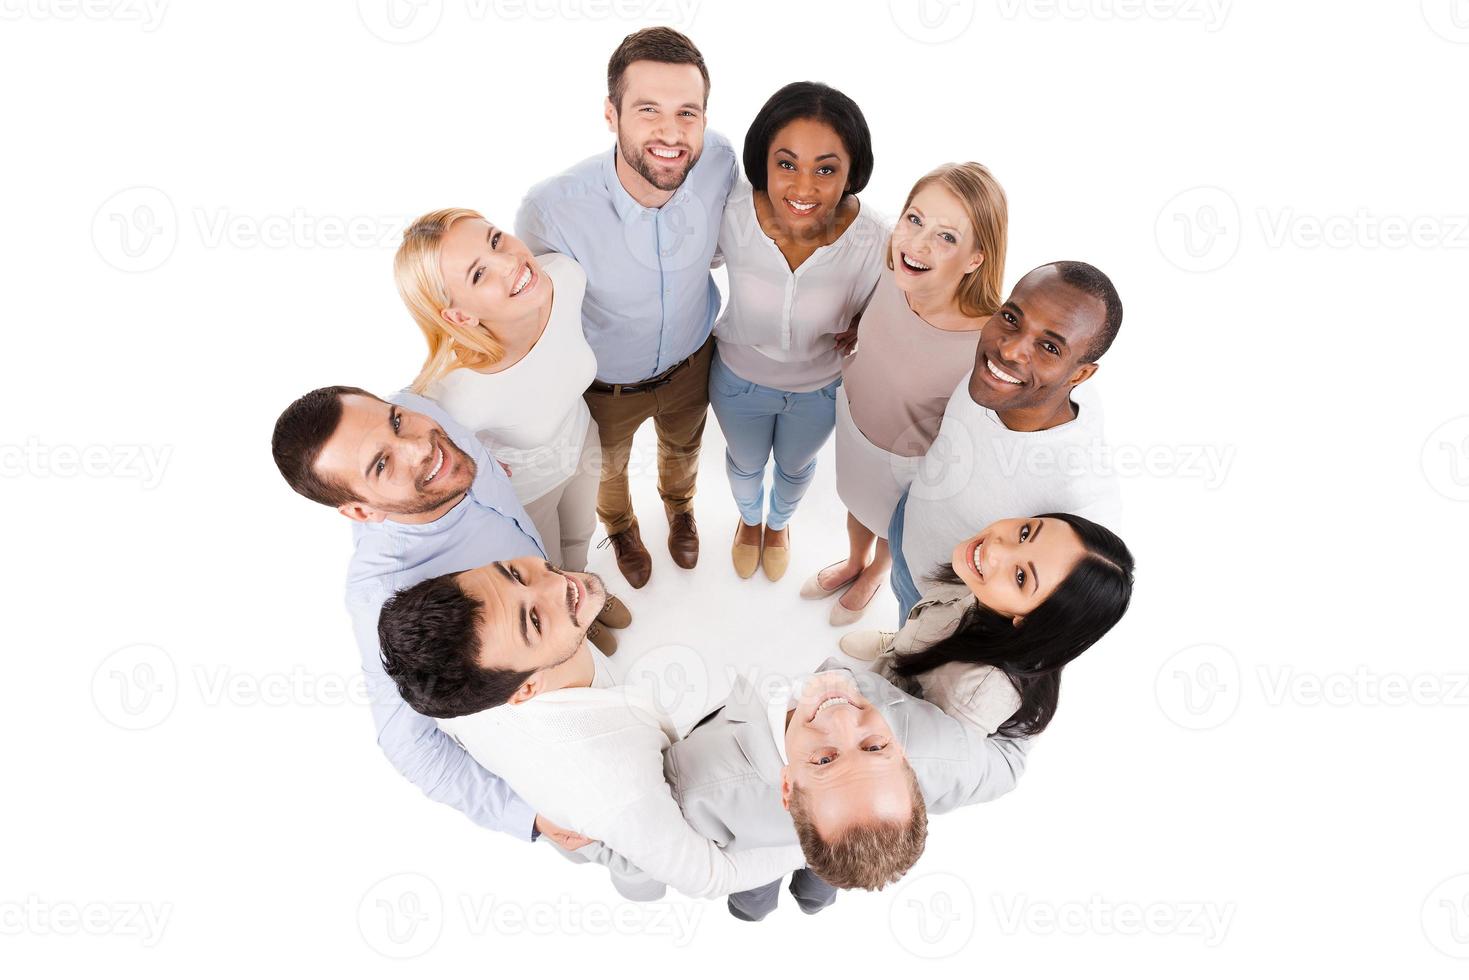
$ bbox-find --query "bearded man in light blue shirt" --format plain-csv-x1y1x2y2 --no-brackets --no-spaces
516,26,738,590
270,385,628,851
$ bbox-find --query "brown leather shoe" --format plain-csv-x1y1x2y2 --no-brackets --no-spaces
586,620,617,656
596,594,632,629
603,522,652,589
667,510,699,569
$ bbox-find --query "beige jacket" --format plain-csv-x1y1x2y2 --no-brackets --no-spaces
876,582,1023,736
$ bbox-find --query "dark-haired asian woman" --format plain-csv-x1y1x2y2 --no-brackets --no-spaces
709,81,887,582
840,513,1134,736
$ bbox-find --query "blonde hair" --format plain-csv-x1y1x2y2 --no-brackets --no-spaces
396,207,507,393
888,162,1008,319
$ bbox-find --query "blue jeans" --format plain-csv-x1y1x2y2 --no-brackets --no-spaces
708,351,839,531
888,489,922,625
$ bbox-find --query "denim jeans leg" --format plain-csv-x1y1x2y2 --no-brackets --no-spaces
765,379,839,531
887,489,922,624
707,353,777,527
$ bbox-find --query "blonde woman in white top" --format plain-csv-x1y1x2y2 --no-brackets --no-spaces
395,209,630,650
710,82,885,582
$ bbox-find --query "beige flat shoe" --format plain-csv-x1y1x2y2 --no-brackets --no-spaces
732,523,762,579
800,561,860,599
829,576,883,627
839,630,895,662
762,526,790,582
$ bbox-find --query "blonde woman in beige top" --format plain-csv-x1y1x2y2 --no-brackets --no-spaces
839,512,1136,738
801,162,1009,626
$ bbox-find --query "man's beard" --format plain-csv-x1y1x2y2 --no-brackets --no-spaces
400,442,475,515
618,130,699,192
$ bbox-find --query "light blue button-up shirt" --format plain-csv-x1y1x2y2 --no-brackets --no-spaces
515,130,738,385
345,391,546,841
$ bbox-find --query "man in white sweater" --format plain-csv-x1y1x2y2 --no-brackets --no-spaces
376,555,807,900
891,261,1126,620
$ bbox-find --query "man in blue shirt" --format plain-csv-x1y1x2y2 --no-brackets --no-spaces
270,385,625,850
516,27,738,589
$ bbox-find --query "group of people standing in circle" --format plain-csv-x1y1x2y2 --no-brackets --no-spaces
270,25,1138,916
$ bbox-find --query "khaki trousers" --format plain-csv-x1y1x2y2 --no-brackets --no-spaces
583,337,714,536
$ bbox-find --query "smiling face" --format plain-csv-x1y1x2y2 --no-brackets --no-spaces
605,59,707,194
313,394,475,523
456,557,608,703
890,183,983,306
951,516,1085,622
762,117,849,233
969,265,1107,425
780,671,915,838
437,217,546,330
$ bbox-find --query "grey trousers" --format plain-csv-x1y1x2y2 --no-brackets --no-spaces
727,869,837,921
520,418,600,572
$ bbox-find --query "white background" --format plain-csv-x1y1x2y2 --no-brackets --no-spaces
3,0,1467,973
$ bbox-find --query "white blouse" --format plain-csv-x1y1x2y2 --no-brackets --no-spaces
713,181,889,391
426,252,598,504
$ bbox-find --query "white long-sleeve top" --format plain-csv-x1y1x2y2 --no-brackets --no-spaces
437,657,805,899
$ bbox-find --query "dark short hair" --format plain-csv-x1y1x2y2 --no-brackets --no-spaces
742,81,873,197
271,385,378,507
377,572,533,719
1040,260,1124,362
607,26,709,113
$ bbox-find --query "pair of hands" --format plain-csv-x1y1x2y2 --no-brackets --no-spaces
535,813,596,851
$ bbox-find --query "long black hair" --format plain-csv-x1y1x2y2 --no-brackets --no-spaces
889,513,1134,738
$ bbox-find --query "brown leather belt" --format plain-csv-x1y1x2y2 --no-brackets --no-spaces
588,351,699,397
